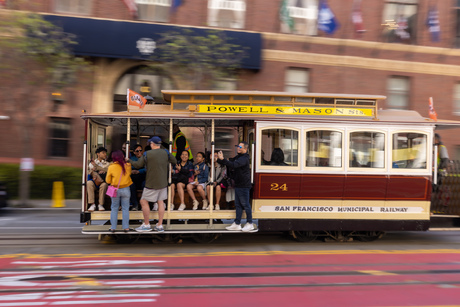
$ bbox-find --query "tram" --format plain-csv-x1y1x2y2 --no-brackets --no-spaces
81,90,460,242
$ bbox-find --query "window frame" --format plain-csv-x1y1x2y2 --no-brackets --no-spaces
387,76,410,110
257,125,301,172
390,130,431,173
284,67,309,93
48,117,71,158
207,0,247,29
347,129,387,172
303,128,344,172
53,0,92,15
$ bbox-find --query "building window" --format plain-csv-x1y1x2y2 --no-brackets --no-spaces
392,132,427,169
260,128,299,166
136,0,171,22
454,83,460,115
214,79,237,90
306,130,342,168
280,0,318,35
285,68,309,93
387,76,410,109
382,0,418,44
349,131,385,168
54,0,92,15
48,118,71,158
208,0,246,29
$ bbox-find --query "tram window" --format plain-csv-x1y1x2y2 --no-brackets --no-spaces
392,133,427,169
349,132,385,168
261,128,298,166
306,130,342,167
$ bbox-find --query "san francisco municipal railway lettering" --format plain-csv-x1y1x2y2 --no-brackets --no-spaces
259,206,422,213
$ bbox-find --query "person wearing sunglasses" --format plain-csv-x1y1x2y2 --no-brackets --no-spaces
128,144,146,210
217,142,254,232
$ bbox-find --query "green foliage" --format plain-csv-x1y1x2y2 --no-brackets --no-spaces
150,29,248,89
0,164,82,199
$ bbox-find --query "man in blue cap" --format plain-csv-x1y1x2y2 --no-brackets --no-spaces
129,136,176,232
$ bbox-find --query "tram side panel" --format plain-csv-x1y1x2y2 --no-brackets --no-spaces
253,173,431,232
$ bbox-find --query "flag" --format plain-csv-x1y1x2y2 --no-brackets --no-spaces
426,5,440,42
318,0,339,35
279,0,294,32
171,0,182,12
127,89,147,109
351,0,365,36
429,97,437,121
121,0,138,18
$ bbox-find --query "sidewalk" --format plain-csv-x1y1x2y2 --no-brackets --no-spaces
5,199,82,211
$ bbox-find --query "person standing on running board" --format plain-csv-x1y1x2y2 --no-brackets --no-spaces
129,136,176,232
217,142,254,232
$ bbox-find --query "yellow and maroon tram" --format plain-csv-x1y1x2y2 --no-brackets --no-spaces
81,90,460,242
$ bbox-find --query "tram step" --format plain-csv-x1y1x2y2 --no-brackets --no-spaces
429,215,460,229
82,224,259,234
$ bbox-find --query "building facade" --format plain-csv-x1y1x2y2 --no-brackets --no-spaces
1,0,460,167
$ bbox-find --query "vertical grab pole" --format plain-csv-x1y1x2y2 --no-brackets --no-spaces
251,143,255,184
126,118,131,158
433,144,438,185
209,119,215,227
82,120,89,218
167,118,173,228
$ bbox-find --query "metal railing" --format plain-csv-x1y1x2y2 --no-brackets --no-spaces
431,160,460,216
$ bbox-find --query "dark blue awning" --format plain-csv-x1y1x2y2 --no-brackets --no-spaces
44,15,262,70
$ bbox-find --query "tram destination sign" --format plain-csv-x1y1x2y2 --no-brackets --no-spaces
198,105,374,117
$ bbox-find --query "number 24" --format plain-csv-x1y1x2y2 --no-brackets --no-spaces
271,183,288,191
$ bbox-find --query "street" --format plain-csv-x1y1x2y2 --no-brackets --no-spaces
0,205,459,306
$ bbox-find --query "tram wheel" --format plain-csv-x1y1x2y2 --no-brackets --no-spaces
192,233,220,244
356,231,385,242
114,234,140,244
290,230,317,242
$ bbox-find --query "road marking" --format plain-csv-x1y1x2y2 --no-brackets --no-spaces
2,250,460,259
359,270,397,276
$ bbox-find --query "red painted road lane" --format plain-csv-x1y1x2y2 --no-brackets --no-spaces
0,251,459,306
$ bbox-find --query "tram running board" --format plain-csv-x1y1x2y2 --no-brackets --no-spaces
82,224,259,234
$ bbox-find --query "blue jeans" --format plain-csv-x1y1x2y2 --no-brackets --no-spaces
234,187,252,225
110,186,131,230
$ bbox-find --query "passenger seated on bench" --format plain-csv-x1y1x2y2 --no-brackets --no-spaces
186,152,209,210
87,147,110,212
171,150,194,211
270,148,288,166
206,151,227,211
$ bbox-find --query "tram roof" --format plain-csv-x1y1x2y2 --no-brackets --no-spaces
81,91,460,128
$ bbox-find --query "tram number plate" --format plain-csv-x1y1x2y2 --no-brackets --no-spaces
270,183,288,191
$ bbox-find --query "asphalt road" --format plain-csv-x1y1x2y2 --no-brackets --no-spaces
1,204,460,306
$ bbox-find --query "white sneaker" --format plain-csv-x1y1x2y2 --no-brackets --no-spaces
226,222,242,231
88,204,96,212
202,199,208,210
178,203,186,211
215,204,220,211
168,204,175,210
192,199,199,210
153,203,158,211
242,223,254,232
98,205,105,211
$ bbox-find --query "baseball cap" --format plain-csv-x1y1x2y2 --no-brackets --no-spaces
148,136,162,145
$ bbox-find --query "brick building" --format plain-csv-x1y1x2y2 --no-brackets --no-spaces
1,0,460,167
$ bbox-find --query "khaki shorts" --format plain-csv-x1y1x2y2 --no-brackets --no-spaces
141,187,167,203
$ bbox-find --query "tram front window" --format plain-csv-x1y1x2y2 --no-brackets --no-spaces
306,130,342,167
349,131,385,168
261,128,298,166
392,133,427,169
